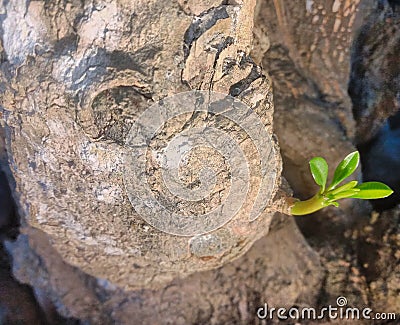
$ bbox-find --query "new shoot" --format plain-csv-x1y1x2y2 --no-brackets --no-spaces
291,151,394,215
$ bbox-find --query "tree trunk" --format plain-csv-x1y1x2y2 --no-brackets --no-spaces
0,0,288,289
0,0,321,323
2,0,394,324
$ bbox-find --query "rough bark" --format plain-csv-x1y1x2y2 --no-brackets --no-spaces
349,1,400,143
0,0,286,291
349,2,400,210
255,0,375,137
254,0,400,318
0,0,325,323
1,0,398,323
253,0,374,203
251,0,369,311
5,213,323,324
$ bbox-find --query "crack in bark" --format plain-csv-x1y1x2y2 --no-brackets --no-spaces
228,59,262,97
183,6,229,60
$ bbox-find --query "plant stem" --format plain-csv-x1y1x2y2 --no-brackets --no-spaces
290,194,328,216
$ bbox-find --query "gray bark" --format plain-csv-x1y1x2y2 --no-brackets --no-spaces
1,0,398,324
0,0,321,323
0,0,285,291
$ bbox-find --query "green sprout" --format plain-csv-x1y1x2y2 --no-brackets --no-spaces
291,151,394,215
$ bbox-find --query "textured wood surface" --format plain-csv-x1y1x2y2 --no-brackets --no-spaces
3,1,396,324
0,0,283,290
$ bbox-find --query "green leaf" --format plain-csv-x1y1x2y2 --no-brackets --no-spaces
309,156,328,192
331,188,360,200
329,181,358,196
328,151,360,190
349,182,394,199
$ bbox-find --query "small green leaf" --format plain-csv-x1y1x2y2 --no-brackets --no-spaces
309,156,328,191
328,201,339,207
329,180,358,196
331,188,360,200
349,182,394,199
328,151,360,190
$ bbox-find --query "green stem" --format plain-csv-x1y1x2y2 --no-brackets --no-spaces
290,194,329,216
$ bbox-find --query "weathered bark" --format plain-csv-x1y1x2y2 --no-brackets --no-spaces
254,0,400,317
5,213,323,324
1,0,398,323
0,0,324,323
349,2,400,210
0,0,287,291
253,0,374,203
251,0,371,311
349,1,400,143
255,0,375,137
